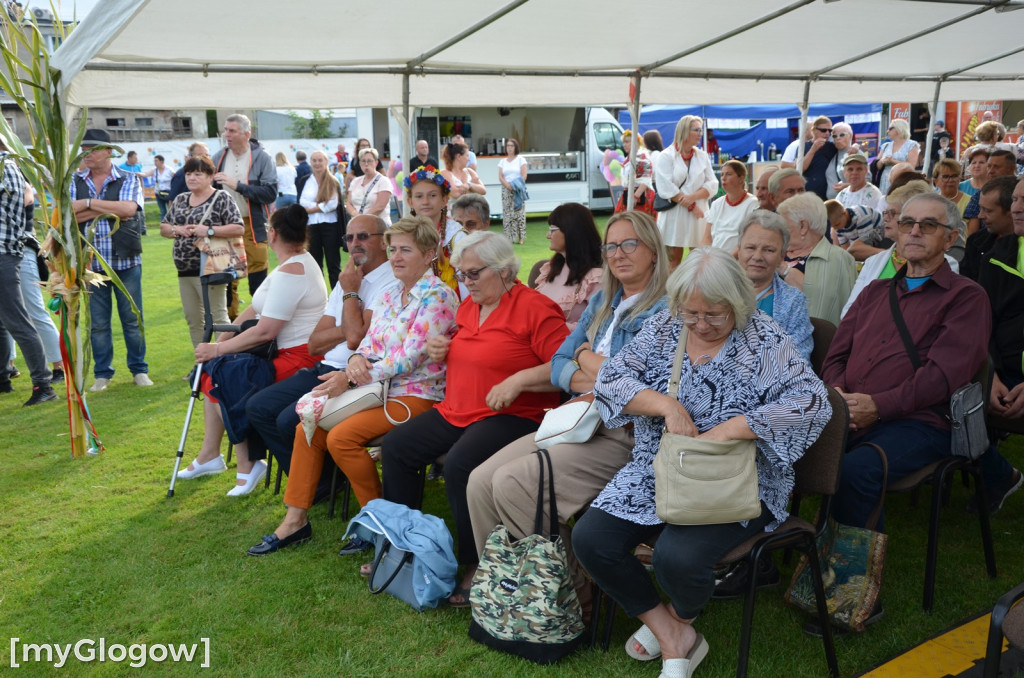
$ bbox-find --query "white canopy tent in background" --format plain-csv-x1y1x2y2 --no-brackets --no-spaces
51,0,1024,206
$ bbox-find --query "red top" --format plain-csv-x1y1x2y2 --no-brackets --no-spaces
437,282,569,427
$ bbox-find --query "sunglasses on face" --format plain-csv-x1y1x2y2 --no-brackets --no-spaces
816,127,833,134
896,218,952,234
344,232,383,243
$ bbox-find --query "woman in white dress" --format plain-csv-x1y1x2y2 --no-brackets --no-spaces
654,116,718,270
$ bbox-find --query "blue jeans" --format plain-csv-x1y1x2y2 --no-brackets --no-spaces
6,250,61,363
275,195,297,209
89,264,147,379
834,419,1013,531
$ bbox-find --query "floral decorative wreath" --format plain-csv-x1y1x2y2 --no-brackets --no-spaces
403,164,451,197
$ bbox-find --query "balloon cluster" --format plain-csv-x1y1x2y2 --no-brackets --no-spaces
601,149,626,186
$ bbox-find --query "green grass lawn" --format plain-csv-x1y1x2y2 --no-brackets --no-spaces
1,206,1022,676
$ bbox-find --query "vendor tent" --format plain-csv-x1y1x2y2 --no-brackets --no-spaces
619,104,883,159
52,0,1024,110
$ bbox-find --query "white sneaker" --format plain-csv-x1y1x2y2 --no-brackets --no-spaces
176,454,227,479
133,373,154,386
226,460,268,496
89,378,110,392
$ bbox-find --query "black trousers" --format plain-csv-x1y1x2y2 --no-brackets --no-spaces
381,409,539,566
308,221,343,286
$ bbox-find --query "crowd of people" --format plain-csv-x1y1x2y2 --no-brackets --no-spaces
3,109,1024,677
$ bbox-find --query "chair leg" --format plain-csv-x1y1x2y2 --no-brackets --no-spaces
341,479,353,521
226,443,233,464
735,551,761,678
983,614,1005,678
805,540,840,678
264,453,273,489
587,582,602,649
972,466,998,578
601,591,617,652
328,466,339,520
274,465,283,494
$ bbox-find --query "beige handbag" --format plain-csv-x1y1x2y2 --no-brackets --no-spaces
653,326,761,525
318,379,410,431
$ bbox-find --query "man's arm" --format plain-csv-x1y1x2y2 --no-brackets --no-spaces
307,313,347,356
237,150,278,205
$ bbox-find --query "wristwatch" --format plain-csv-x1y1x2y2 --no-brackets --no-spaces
207,227,216,237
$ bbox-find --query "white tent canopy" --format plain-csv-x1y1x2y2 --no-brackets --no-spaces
52,0,1024,110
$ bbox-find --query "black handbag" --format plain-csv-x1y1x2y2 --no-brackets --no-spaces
889,270,988,459
653,194,677,212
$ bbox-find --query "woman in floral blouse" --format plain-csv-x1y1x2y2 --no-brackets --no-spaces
247,215,458,556
573,247,830,676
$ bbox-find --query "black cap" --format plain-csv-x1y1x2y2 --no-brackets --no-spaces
81,129,112,147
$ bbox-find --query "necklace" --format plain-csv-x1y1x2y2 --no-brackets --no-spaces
725,192,747,207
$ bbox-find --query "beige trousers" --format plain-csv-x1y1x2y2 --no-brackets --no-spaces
467,424,634,591
178,277,229,347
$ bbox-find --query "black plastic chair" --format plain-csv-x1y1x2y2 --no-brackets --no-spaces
714,386,847,678
984,580,1024,678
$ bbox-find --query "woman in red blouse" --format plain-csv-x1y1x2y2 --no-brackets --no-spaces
380,230,569,606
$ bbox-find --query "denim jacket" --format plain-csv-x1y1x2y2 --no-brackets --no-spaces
551,288,668,393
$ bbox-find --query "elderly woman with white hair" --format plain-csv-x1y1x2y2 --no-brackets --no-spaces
877,118,920,194
736,210,814,363
778,192,857,326
380,230,569,607
573,247,831,677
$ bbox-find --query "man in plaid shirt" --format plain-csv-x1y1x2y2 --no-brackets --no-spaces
71,130,152,392
0,141,56,405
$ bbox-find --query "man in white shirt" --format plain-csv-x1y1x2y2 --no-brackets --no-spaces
836,154,882,209
246,214,399,483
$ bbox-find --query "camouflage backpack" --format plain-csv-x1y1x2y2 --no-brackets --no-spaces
468,449,585,664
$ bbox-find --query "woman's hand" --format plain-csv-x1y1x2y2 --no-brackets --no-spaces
346,355,374,386
194,342,219,363
662,398,698,437
697,416,755,442
679,193,696,209
486,374,523,411
426,335,450,362
310,370,351,399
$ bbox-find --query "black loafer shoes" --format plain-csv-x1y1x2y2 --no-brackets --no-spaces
247,522,312,556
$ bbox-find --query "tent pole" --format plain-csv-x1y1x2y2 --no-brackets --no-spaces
626,71,641,211
795,81,810,171
403,72,412,217
923,80,942,176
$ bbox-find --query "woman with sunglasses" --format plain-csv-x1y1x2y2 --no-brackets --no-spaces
572,247,830,674
533,202,604,329
468,211,668,618
248,216,458,555
380,230,569,606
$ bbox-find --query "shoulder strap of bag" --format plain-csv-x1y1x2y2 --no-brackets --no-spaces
197,190,223,226
532,449,560,539
359,174,383,213
667,324,690,401
367,540,414,594
888,266,921,370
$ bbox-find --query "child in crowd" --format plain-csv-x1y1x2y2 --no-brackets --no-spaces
825,199,884,248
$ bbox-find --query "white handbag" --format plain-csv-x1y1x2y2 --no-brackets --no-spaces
318,379,411,431
533,393,602,449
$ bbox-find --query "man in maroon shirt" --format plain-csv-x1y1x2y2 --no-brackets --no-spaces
823,193,1019,529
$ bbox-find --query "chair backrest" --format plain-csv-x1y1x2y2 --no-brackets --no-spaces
527,259,546,288
792,386,849,500
809,317,837,377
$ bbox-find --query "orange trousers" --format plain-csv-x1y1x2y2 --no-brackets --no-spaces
283,396,436,510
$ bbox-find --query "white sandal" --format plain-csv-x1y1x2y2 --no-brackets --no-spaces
226,460,267,496
625,624,661,661
658,633,708,678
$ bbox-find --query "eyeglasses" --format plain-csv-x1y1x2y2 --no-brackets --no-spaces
680,311,732,326
896,218,953,234
937,174,959,181
601,238,640,256
887,126,896,131
344,232,383,243
546,226,560,234
454,266,491,282
834,132,850,138
815,127,833,134
882,209,900,218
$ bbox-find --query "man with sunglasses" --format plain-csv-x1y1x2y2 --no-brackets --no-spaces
825,193,1018,532
801,115,838,200
246,215,399,492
